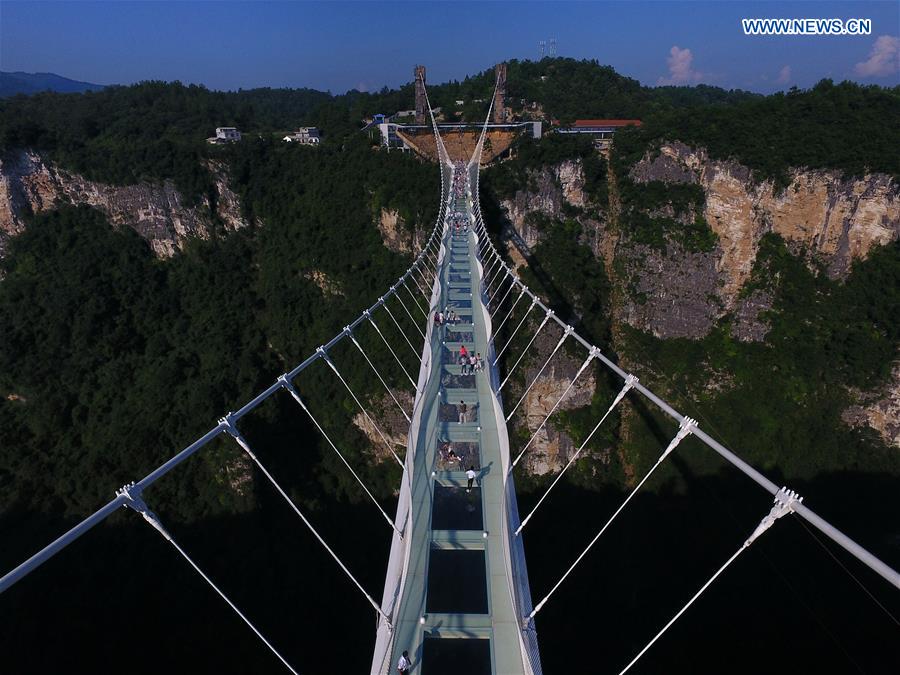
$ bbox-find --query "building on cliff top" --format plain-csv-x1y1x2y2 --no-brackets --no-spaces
555,119,642,149
283,127,320,145
206,127,241,144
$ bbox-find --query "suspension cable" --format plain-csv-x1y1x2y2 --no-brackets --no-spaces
499,311,552,391
489,272,516,310
347,330,411,422
391,287,426,341
494,283,526,325
619,489,803,674
494,298,537,365
516,375,638,534
381,300,422,360
529,417,697,619
512,350,598,468
365,310,417,389
220,414,393,621
402,279,428,319
276,382,401,534
486,266,509,304
317,348,404,468
485,254,502,286
485,255,506,292
505,325,573,421
117,484,301,674
417,261,435,294
408,268,430,301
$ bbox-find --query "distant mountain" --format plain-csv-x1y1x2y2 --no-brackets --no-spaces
0,71,106,97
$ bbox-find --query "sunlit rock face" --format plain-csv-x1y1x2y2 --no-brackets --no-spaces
506,329,598,475
632,141,900,302
0,149,249,257
494,143,899,455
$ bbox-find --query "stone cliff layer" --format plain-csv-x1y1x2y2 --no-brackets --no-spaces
0,149,249,257
631,141,900,303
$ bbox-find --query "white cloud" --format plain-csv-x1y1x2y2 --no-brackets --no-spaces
657,46,703,85
776,65,792,85
854,35,900,78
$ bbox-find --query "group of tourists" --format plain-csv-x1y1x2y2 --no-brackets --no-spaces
433,307,461,326
456,344,483,375
450,163,470,234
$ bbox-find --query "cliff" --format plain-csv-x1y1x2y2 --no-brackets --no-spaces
630,141,900,304
507,331,598,476
494,145,900,469
0,149,249,257
377,207,429,255
499,158,589,248
842,362,900,448
498,146,899,341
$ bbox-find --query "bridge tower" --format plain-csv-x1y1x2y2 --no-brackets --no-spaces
493,62,507,124
414,65,427,125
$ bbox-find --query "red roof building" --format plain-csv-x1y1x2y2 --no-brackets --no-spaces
572,119,643,128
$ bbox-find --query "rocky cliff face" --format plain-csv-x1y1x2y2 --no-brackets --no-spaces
506,329,599,475
352,389,414,464
377,207,428,255
0,149,249,257
496,145,900,461
615,242,725,340
501,143,900,341
499,159,587,248
631,141,900,305
842,363,900,448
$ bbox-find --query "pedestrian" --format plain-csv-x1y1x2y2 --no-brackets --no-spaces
458,400,467,424
437,311,444,325
475,353,483,372
433,312,440,327
459,344,468,359
459,355,469,376
398,650,411,674
469,354,477,374
466,466,476,492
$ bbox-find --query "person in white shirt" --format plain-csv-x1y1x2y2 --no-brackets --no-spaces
466,466,477,492
398,650,411,673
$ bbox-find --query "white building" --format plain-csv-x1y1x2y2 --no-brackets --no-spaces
283,127,321,145
207,127,241,144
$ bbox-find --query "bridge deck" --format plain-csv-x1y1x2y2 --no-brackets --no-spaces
387,203,530,673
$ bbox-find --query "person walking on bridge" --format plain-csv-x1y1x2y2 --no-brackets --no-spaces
398,650,411,674
466,466,477,492
458,400,467,424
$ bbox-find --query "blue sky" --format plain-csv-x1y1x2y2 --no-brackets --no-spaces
1,1,897,93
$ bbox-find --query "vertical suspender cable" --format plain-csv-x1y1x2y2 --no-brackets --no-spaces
118,485,300,674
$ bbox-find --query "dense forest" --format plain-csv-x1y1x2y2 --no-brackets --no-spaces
613,79,900,187
1,59,899,673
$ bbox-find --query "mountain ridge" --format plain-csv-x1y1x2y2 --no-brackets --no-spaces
0,71,106,97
